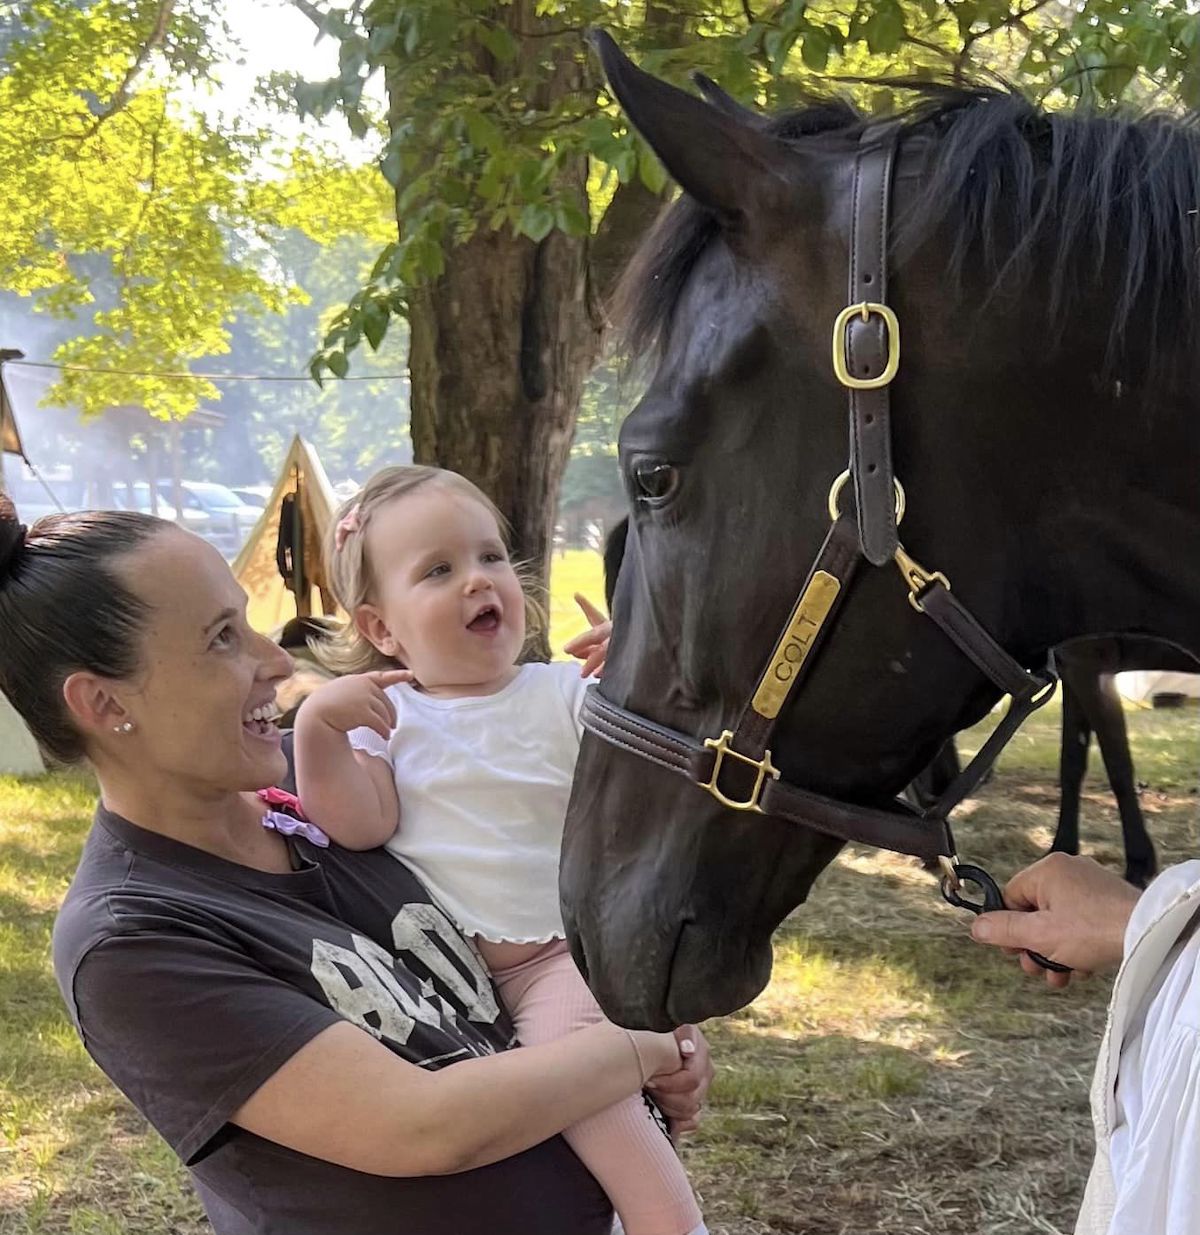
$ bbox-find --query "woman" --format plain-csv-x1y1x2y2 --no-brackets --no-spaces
0,497,710,1235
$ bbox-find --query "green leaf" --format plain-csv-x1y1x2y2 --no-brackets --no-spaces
363,300,389,350
464,109,501,151
637,145,667,195
381,147,403,188
294,77,340,119
368,21,400,57
612,145,638,184
478,26,518,63
554,200,590,237
327,350,350,379
800,29,830,72
863,3,906,54
518,203,556,243
516,157,547,197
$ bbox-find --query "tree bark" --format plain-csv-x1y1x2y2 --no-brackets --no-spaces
388,2,670,657
407,222,599,658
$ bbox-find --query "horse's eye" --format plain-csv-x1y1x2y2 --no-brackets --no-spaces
632,461,679,505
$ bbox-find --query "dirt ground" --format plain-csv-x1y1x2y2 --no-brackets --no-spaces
684,700,1199,1235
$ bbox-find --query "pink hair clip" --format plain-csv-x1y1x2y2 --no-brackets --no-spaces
335,505,362,551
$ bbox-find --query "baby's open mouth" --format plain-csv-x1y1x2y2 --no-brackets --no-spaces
467,605,501,633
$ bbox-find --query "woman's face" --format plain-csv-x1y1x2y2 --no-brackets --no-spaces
108,529,294,793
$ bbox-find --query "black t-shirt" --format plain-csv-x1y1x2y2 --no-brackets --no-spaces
51,804,612,1235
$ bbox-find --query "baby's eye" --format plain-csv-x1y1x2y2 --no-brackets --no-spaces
481,551,505,564
424,562,451,579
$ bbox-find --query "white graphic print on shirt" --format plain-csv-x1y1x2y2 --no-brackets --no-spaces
310,900,504,1064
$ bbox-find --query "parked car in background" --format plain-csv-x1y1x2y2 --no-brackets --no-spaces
115,482,217,544
162,481,260,554
231,485,271,511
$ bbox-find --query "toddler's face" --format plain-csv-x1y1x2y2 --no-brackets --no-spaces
356,487,526,697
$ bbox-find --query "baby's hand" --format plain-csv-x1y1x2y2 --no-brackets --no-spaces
303,669,413,739
562,594,611,678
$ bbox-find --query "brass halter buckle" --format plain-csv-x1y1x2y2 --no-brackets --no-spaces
832,301,901,390
701,730,780,813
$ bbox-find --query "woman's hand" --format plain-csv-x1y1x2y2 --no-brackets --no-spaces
648,1026,713,1136
562,594,611,678
970,852,1141,988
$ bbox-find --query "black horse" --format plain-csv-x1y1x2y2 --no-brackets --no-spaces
561,36,1200,1030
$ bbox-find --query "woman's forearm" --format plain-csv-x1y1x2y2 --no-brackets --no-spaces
234,1019,677,1178
414,1022,664,1174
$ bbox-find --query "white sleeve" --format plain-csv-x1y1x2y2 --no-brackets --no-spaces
548,661,596,742
347,725,390,761
1107,1021,1200,1234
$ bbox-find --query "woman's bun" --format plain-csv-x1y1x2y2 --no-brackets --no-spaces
0,493,27,584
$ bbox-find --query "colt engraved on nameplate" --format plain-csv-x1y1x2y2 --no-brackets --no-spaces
750,570,840,719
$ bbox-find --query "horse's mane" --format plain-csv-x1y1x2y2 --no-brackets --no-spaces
615,86,1200,371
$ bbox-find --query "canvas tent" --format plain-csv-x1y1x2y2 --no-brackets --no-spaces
1,383,24,458
0,368,44,775
233,435,343,634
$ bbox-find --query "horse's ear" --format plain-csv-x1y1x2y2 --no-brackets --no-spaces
690,72,767,131
591,31,790,226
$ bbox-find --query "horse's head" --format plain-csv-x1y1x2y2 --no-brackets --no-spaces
562,35,1200,1029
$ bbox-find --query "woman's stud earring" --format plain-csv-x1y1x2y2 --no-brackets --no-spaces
114,720,134,734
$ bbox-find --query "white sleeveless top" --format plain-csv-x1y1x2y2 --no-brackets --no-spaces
348,662,592,943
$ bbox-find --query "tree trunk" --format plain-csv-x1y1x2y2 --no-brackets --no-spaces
407,221,598,658
388,2,669,658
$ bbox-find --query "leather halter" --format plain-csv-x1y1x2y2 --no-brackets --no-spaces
579,128,1067,969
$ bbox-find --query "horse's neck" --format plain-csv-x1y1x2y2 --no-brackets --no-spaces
1019,380,1200,660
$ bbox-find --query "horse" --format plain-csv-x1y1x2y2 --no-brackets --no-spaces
560,34,1200,1031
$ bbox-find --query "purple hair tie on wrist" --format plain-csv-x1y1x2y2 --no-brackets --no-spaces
256,788,330,847
260,809,330,848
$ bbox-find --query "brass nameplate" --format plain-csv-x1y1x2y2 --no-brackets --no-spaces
750,571,841,719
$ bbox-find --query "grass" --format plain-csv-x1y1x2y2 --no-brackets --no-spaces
546,547,606,658
2,568,1198,1231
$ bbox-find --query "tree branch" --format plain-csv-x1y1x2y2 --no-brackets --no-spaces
954,0,1056,80
288,0,326,31
902,33,959,66
82,0,175,139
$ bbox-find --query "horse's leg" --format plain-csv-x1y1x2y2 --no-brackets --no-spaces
1052,675,1090,859
1087,672,1158,888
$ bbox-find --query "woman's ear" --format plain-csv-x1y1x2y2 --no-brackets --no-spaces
62,672,131,739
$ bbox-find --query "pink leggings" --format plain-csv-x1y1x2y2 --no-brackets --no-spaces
491,940,702,1235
